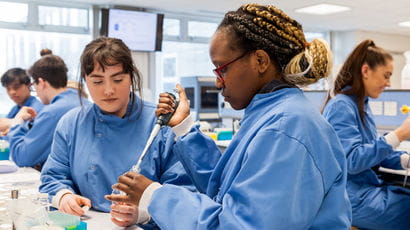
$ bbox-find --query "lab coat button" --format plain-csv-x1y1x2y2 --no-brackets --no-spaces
90,165,95,170
99,118,103,122
97,133,102,137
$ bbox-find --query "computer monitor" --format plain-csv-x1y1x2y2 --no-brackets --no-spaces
100,8,163,52
181,76,220,121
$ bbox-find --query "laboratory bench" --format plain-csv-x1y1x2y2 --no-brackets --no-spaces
0,160,141,230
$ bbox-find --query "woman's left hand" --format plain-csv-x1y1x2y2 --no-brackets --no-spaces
105,171,153,206
110,203,139,227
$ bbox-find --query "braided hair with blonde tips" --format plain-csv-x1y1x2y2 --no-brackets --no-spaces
284,38,333,85
217,3,332,85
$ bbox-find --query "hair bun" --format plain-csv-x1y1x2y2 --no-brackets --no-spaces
40,48,53,56
284,38,333,86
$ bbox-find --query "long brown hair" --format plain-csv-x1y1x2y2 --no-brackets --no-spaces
322,39,392,122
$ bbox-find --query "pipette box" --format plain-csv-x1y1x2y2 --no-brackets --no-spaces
217,130,233,140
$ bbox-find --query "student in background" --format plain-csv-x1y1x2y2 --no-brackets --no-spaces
322,39,410,230
6,54,85,168
106,3,351,229
40,37,195,228
0,68,43,136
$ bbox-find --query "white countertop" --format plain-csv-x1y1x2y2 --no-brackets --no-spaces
0,160,141,230
85,210,141,230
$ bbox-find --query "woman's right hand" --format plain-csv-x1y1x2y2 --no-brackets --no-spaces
395,116,410,141
155,84,190,127
59,193,91,216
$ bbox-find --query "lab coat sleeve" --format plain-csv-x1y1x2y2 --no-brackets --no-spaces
153,127,201,191
148,130,329,230
323,100,393,174
172,125,221,193
40,116,76,197
379,149,406,170
30,97,44,113
8,111,56,167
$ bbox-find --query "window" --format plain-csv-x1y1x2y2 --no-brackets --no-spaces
0,2,28,23
0,1,92,116
39,6,89,28
163,18,180,36
188,21,218,38
154,16,219,98
305,31,329,42
0,28,90,80
155,41,214,97
162,54,177,78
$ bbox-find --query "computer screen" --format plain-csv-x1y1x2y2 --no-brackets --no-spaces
101,8,163,52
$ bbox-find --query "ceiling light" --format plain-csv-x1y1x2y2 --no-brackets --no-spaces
295,3,351,15
399,21,410,27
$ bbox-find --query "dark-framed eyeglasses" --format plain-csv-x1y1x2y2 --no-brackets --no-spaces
212,52,248,84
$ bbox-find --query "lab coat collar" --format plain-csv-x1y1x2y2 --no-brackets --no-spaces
49,89,78,104
241,87,301,126
259,79,296,94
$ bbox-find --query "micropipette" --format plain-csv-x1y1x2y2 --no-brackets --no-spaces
111,91,179,200
131,91,179,173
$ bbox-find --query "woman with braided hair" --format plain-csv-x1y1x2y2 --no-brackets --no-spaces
106,3,351,229
323,40,410,230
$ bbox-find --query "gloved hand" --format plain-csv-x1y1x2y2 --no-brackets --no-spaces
400,153,410,169
59,193,91,216
110,203,139,227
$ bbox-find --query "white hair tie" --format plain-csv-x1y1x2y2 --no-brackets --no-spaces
285,49,313,78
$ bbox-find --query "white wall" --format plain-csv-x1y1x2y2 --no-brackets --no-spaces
331,30,410,89
131,51,154,102
356,31,410,89
0,87,13,117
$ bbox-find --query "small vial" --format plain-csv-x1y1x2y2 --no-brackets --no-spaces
37,193,50,212
11,190,18,230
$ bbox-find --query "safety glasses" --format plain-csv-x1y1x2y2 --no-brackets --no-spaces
212,52,248,84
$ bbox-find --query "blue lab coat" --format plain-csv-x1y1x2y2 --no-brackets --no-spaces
149,88,351,230
8,89,83,167
0,96,44,141
323,93,410,230
6,95,44,118
40,95,195,213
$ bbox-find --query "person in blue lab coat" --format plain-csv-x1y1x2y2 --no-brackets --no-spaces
0,68,43,137
6,54,84,168
40,37,195,228
322,39,410,230
106,3,352,229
